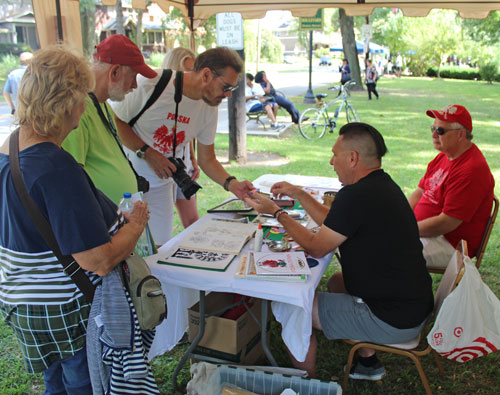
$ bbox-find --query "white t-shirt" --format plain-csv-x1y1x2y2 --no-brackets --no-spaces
111,72,218,187
245,83,265,112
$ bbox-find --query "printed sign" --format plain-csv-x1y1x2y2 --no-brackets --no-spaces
299,9,323,31
216,13,244,50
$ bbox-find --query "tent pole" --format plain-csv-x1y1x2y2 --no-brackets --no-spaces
55,0,64,41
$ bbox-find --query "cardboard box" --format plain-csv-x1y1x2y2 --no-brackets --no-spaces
188,292,270,364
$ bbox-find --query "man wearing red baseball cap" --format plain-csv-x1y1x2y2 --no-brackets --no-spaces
63,34,157,204
408,104,494,269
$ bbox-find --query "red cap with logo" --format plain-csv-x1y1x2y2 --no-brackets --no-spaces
426,104,472,131
94,34,157,79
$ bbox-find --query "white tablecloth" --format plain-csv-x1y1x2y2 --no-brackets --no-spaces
146,174,339,362
146,214,332,362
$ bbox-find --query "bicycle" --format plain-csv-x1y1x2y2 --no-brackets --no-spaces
298,80,360,139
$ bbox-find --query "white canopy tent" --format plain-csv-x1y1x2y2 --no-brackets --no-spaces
33,0,500,52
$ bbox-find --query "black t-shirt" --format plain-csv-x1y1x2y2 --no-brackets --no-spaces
324,169,434,329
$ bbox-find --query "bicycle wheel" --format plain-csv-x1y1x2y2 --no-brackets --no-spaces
346,103,360,123
298,108,328,139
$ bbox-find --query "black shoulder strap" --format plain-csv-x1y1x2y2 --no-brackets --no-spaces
128,69,173,128
172,70,183,155
8,130,95,303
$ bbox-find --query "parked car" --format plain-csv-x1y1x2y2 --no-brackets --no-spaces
319,55,332,66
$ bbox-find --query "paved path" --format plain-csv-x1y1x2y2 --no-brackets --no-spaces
0,67,340,144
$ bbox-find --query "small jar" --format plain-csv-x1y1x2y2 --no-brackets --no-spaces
323,191,337,208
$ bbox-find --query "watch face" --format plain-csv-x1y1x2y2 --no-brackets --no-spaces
136,150,145,159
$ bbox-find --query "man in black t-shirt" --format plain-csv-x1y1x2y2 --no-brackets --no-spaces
245,122,433,381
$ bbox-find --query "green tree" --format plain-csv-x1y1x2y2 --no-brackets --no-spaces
162,6,216,52
462,11,500,45
339,9,362,89
79,0,96,58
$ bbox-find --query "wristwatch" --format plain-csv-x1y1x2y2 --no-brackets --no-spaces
136,144,149,159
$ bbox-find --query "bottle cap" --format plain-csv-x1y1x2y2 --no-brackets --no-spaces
123,192,132,198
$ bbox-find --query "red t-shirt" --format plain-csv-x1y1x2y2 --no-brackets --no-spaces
414,144,494,257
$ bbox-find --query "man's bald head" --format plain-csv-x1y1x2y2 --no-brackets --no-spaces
19,52,33,66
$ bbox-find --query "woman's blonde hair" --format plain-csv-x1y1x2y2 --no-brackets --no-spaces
16,45,95,137
161,47,196,71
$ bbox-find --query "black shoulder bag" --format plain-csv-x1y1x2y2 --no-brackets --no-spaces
8,129,95,303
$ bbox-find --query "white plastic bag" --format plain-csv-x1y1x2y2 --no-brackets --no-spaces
427,256,500,362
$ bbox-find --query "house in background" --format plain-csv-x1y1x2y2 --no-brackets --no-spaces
0,8,39,51
96,2,169,53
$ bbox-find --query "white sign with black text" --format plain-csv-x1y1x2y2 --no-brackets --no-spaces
216,13,244,50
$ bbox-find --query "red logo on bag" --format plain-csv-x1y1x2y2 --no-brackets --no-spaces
432,332,444,346
454,327,463,338
439,337,498,362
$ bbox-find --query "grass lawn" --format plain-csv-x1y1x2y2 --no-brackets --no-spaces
1,76,500,394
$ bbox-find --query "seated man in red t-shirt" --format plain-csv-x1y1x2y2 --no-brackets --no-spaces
408,104,494,269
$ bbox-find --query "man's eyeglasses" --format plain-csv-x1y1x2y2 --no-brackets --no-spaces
211,69,238,92
430,126,463,136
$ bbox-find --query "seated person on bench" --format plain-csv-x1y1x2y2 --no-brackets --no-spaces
245,73,281,129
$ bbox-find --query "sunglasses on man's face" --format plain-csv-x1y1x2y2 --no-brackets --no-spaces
430,126,463,136
211,69,238,92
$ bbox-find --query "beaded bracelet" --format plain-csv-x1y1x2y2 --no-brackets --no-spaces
275,210,289,222
273,208,284,218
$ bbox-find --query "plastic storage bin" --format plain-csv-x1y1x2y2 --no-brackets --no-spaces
217,365,342,395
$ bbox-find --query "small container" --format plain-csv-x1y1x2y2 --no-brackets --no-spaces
323,191,337,208
268,240,291,252
254,223,263,252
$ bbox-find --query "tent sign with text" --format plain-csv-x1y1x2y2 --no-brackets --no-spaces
216,13,244,50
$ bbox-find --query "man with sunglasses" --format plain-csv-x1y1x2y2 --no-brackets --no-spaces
112,47,254,246
409,104,494,270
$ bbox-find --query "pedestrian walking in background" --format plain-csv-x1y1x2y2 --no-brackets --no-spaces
365,59,379,100
3,52,33,115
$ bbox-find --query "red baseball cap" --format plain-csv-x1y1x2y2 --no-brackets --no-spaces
426,104,473,131
94,34,157,79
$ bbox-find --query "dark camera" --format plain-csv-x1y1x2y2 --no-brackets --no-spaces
169,157,202,200
136,175,150,194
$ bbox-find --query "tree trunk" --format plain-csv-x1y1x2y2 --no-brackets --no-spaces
136,8,143,50
228,50,247,164
339,9,363,90
115,0,124,35
79,0,96,58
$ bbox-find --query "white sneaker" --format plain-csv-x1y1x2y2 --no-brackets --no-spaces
271,122,283,129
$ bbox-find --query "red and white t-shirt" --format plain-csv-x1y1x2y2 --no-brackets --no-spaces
414,144,494,256
111,72,218,188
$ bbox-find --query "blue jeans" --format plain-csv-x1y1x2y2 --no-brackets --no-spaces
43,347,92,395
273,94,299,123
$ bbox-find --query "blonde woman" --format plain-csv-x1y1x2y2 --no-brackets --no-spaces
162,47,200,228
0,46,150,393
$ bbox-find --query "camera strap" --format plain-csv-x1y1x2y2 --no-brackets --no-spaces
88,92,144,187
172,70,183,158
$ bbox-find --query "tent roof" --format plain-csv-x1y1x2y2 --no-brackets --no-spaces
131,0,500,21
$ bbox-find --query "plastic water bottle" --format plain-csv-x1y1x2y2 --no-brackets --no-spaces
119,192,153,257
119,192,134,214
254,223,263,252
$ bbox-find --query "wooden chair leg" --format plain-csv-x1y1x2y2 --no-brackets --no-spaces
342,343,360,391
407,352,432,395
